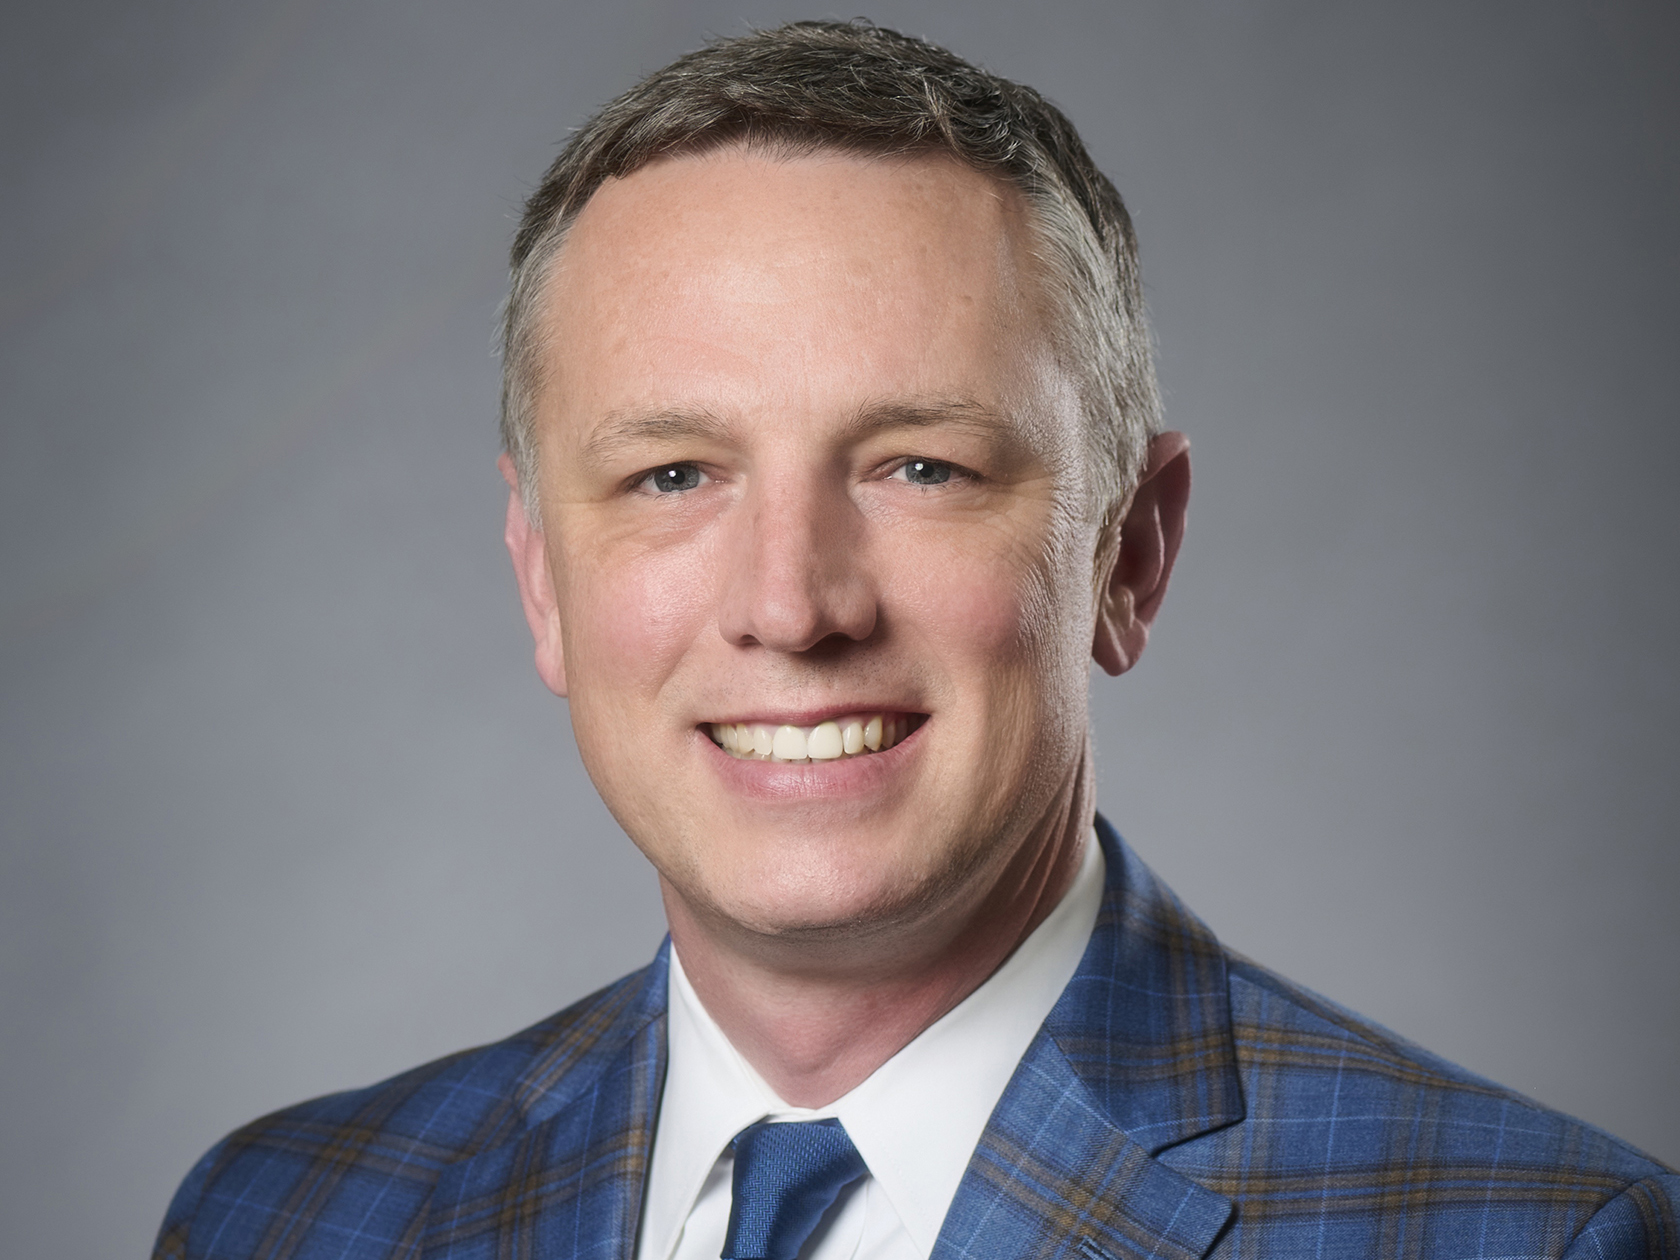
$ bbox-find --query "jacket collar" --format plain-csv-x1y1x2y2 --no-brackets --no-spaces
932,817,1243,1260
419,947,670,1259
1051,815,1245,1155
421,817,1242,1259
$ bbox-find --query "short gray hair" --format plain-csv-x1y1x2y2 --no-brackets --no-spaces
501,20,1159,523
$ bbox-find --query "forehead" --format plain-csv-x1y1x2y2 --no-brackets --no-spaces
533,147,1061,441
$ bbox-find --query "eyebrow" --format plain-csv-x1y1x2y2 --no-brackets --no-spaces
837,398,1009,442
580,407,738,467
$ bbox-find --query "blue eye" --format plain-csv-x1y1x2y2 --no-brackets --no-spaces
898,459,953,486
646,464,703,493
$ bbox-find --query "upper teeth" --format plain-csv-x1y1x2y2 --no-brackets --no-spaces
710,713,913,762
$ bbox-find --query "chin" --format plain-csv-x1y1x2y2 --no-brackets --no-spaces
696,852,952,942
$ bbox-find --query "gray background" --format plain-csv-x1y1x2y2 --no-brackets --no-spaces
3,1,1676,1254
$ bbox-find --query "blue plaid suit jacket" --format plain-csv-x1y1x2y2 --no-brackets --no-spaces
156,818,1678,1258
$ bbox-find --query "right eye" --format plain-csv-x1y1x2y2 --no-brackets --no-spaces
637,463,707,494
892,458,954,486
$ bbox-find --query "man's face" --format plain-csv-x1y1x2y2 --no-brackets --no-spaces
523,148,1105,941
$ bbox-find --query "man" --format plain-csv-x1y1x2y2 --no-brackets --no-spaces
155,21,1676,1260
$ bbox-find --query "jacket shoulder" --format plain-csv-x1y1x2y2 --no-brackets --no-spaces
154,966,655,1260
1183,952,1677,1254
1226,951,1666,1173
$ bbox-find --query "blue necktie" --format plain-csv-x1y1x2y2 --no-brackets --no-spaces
721,1118,868,1260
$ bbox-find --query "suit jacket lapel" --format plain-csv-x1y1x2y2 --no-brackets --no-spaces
418,947,671,1260
933,818,1243,1260
413,820,1242,1260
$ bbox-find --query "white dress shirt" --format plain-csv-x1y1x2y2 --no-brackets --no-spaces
635,832,1105,1260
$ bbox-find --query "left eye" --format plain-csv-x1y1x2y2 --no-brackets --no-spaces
893,459,954,486
641,464,706,493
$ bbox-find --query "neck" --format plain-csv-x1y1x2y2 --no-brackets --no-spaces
662,751,1094,1108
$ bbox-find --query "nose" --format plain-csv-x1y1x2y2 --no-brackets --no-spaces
716,474,877,652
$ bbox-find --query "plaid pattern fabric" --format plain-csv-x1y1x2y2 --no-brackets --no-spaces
154,963,669,1260
157,818,1677,1258
938,820,1677,1259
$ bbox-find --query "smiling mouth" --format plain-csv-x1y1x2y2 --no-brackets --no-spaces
707,712,925,762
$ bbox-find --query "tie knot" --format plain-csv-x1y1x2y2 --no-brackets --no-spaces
721,1119,868,1260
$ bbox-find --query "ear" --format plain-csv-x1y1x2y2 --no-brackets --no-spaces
1092,431,1191,677
500,453,568,697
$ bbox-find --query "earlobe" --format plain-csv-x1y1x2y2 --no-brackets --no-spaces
1092,432,1191,677
499,454,569,697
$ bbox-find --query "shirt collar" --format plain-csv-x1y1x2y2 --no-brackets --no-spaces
643,830,1105,1259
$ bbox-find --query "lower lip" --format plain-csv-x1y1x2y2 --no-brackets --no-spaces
699,722,924,801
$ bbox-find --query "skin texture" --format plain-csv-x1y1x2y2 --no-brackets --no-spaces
503,147,1190,1106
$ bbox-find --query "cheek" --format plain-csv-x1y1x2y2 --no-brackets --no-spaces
909,565,1030,663
888,518,1098,791
559,538,714,704
890,522,1088,684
